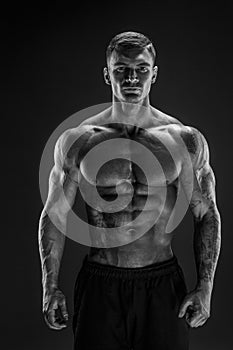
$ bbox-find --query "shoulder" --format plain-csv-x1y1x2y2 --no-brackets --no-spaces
179,125,209,160
53,125,94,171
162,121,208,157
55,125,91,156
150,108,211,171
151,108,207,146
172,125,210,171
162,120,210,170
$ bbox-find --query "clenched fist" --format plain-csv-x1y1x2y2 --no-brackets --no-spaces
43,287,69,330
178,288,211,328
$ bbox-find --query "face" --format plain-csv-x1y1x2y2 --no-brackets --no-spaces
104,48,157,103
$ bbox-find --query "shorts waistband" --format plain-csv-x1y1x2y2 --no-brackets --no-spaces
81,254,179,279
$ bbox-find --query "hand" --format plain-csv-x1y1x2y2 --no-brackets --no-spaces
178,288,211,328
43,287,69,330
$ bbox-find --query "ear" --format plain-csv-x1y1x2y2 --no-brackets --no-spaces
103,67,111,85
151,66,158,84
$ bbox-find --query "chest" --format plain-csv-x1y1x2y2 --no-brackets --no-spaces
76,126,182,188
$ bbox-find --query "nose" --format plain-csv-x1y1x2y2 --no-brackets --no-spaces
125,69,139,84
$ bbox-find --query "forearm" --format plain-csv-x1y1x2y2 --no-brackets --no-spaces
38,209,66,290
193,207,221,293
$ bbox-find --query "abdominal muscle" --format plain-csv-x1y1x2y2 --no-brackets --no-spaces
86,184,177,268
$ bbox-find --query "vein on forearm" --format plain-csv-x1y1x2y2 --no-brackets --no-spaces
39,211,66,288
193,204,221,287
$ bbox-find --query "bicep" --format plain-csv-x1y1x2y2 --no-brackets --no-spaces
44,134,78,219
189,161,217,220
180,128,217,220
44,166,66,213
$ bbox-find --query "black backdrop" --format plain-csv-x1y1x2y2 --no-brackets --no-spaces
3,2,233,349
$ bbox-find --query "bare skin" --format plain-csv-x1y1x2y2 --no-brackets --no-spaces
38,47,221,331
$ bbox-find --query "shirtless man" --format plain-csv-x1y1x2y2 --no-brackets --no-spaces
38,32,221,350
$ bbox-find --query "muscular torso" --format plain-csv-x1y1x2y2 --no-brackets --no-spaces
63,107,194,267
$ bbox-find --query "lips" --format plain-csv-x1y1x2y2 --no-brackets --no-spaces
122,87,141,93
122,87,141,90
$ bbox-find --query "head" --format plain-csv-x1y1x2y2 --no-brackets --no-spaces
103,31,158,104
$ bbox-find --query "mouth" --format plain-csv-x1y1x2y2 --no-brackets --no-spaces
122,87,142,94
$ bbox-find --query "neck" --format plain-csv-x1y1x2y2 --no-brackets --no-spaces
111,95,152,126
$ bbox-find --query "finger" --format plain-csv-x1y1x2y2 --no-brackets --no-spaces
188,314,203,328
47,320,67,330
179,300,194,318
45,309,67,330
193,316,208,328
44,313,67,330
60,299,69,321
46,300,66,330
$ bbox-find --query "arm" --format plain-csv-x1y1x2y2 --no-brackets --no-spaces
38,131,79,330
178,128,221,327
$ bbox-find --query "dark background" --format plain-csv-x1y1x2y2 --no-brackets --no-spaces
3,2,232,349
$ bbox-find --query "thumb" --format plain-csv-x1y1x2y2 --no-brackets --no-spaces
179,299,193,318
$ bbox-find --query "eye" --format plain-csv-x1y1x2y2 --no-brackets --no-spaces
138,67,149,73
116,67,125,73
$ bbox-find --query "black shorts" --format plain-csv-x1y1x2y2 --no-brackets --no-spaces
72,255,189,350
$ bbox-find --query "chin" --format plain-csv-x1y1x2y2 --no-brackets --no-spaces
122,93,142,103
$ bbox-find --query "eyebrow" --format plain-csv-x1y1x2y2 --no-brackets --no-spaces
114,61,151,67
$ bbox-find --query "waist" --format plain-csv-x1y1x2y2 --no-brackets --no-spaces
81,254,179,279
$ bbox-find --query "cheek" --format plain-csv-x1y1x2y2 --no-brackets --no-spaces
141,78,152,89
111,72,122,82
140,74,152,84
111,75,123,90
111,81,122,95
111,76,120,86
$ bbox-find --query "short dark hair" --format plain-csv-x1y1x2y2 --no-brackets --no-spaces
106,31,156,65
